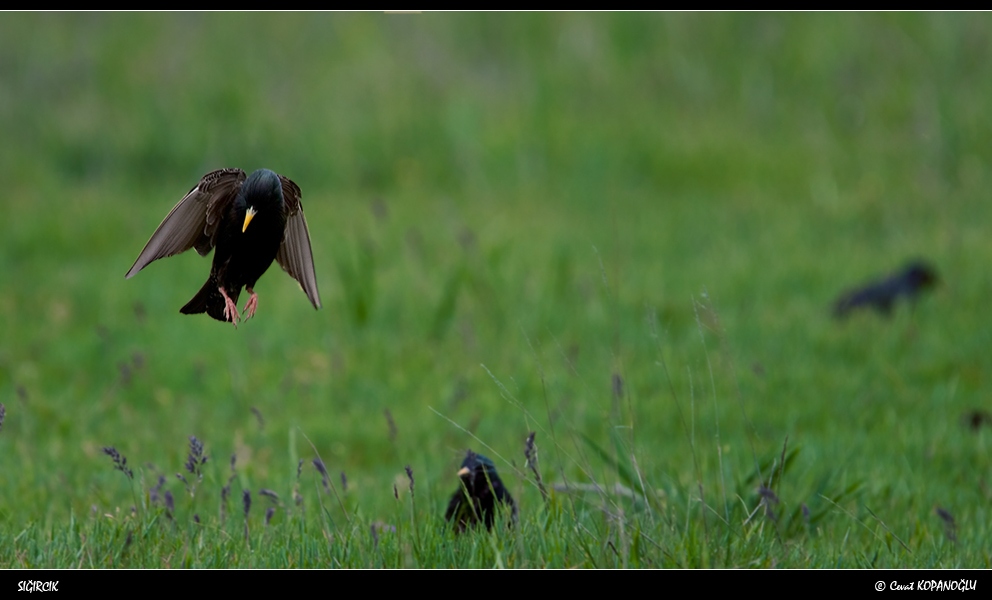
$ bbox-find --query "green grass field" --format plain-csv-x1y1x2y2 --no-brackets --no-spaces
1,12,991,568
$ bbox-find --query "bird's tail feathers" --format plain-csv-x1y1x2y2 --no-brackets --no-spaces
181,277,239,322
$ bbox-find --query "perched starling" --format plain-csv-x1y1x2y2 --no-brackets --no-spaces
444,450,516,532
126,168,321,326
832,261,937,319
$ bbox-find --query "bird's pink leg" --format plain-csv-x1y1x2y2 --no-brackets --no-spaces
218,287,240,328
242,287,259,321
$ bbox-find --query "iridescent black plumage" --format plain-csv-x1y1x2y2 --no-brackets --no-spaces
444,450,516,532
126,168,321,326
833,261,937,319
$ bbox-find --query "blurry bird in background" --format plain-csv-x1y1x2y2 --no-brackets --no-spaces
444,450,516,532
832,261,938,319
962,409,992,432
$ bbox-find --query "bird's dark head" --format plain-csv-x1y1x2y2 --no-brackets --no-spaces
239,169,284,233
457,450,499,491
904,261,938,289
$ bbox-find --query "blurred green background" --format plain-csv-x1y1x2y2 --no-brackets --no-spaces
0,12,990,566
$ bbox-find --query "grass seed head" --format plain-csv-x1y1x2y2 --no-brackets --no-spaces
384,408,398,441
313,458,330,491
102,446,133,480
524,431,537,465
936,506,957,543
150,475,166,505
185,435,207,479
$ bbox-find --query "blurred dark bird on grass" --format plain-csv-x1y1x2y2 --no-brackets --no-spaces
962,409,992,432
832,261,938,319
444,450,516,532
126,168,321,327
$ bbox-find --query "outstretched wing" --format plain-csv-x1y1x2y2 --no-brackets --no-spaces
275,175,322,309
125,168,246,279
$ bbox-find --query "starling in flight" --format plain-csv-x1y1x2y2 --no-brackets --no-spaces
832,261,937,319
444,450,516,532
126,168,321,326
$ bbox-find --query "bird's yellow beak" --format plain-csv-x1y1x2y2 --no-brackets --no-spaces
242,207,257,233
457,467,470,477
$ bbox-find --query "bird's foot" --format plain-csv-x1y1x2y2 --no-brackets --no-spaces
218,287,240,328
242,288,258,321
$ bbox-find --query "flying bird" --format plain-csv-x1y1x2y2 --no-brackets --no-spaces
444,450,516,532
126,168,321,326
832,261,937,319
